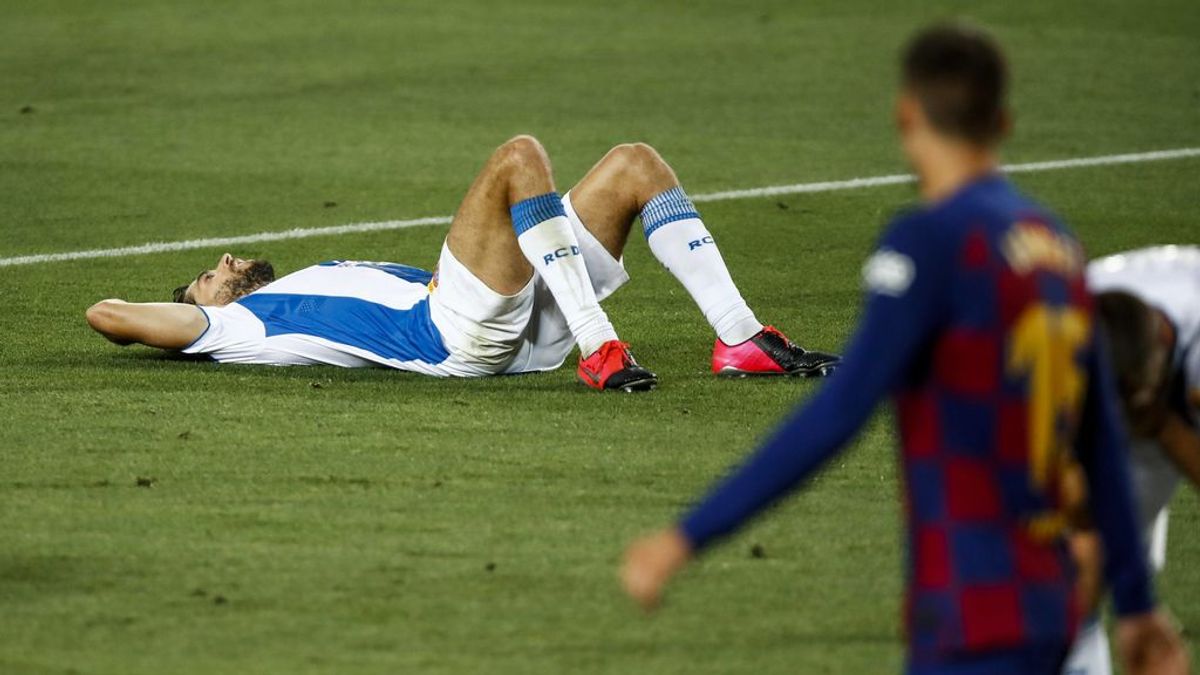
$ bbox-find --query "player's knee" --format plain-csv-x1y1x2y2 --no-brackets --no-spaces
494,134,549,172
608,142,668,179
608,142,656,167
606,142,674,196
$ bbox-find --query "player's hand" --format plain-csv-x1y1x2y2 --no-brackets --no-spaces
1068,532,1103,616
1116,609,1189,675
620,527,692,612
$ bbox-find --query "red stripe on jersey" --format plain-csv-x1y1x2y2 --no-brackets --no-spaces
960,584,1025,649
997,397,1030,465
898,392,941,459
934,329,1000,396
946,458,1002,521
997,267,1040,327
1012,529,1065,582
962,229,991,269
915,526,953,589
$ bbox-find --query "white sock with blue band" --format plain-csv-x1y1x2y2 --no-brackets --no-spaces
512,192,618,357
641,186,762,345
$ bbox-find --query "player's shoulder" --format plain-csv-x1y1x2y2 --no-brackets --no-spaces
1089,245,1200,276
880,204,949,246
884,175,1009,233
199,301,261,324
906,177,1076,251
866,207,957,298
878,195,971,257
1087,246,1200,316
181,301,264,357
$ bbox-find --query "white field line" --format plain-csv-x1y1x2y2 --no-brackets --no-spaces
3,146,1198,269
0,216,454,268
689,146,1200,202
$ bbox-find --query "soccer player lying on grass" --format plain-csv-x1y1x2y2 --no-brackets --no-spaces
620,23,1187,675
1063,245,1200,675
85,137,839,391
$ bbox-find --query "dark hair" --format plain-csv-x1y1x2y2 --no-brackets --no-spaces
1095,290,1172,436
902,22,1008,145
172,284,194,304
1095,291,1159,395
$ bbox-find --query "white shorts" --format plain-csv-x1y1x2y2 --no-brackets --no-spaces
427,192,629,377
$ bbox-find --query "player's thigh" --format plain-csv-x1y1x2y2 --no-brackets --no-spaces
562,193,630,302
430,242,537,375
565,169,638,259
445,155,533,296
565,144,672,259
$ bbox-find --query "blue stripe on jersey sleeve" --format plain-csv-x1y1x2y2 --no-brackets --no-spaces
317,261,434,285
237,293,450,365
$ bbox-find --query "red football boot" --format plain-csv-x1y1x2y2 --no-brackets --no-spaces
712,326,840,378
578,340,658,392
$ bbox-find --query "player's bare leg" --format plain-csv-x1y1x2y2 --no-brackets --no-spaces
567,142,840,377
443,136,544,296
560,143,675,260
444,135,656,391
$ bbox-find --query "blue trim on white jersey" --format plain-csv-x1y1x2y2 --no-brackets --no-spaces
317,260,434,285
237,293,450,364
182,306,213,351
511,192,566,236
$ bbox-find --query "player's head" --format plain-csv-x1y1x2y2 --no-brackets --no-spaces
172,253,275,306
897,22,1011,156
1095,290,1175,438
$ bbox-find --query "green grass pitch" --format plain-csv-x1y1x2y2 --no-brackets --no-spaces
1,1,1198,673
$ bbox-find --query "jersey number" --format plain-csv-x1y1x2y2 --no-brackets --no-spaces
1006,305,1090,539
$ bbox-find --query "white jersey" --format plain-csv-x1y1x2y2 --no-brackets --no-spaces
1088,245,1200,427
1087,245,1200,569
182,260,452,375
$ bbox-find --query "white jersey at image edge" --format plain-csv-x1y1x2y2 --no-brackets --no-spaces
1086,244,1199,567
1087,244,1200,427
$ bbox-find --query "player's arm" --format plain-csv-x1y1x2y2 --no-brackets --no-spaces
1076,337,1154,616
1076,339,1189,674
1157,410,1200,490
1068,531,1105,618
622,215,950,609
85,299,208,349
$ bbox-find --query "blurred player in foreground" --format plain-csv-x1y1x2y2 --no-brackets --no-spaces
1063,245,1200,675
621,23,1187,674
86,137,838,391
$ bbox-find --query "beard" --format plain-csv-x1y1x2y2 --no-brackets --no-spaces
223,259,276,302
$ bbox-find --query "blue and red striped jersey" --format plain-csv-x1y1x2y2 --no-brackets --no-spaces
680,174,1152,661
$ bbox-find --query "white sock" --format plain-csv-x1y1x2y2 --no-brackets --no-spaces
641,186,763,345
512,192,618,356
